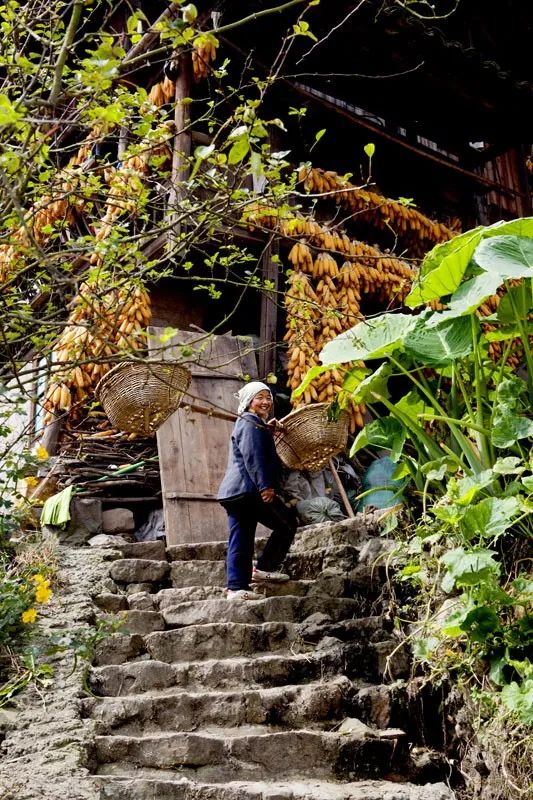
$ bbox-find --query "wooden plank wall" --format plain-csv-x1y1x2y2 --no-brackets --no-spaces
149,329,258,544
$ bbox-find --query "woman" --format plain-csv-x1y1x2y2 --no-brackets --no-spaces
218,381,297,600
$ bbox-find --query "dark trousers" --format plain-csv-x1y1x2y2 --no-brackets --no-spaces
221,494,297,590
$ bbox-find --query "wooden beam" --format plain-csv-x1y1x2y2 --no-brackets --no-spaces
167,50,193,249
259,242,279,379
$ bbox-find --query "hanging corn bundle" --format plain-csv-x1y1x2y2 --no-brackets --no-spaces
298,166,456,258
191,34,218,82
43,284,152,427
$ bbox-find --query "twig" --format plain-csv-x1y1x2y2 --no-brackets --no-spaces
48,0,84,107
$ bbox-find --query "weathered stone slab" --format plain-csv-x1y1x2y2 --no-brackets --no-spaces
109,559,170,585
89,534,129,549
103,507,135,534
160,596,361,628
93,593,128,613
116,541,167,561
122,611,165,635
99,777,455,800
145,622,299,663
170,561,226,589
89,661,177,697
127,592,156,611
88,677,352,735
93,634,146,666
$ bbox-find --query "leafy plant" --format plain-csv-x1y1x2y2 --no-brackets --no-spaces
317,220,533,725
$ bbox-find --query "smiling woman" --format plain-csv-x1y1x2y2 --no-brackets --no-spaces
217,381,297,600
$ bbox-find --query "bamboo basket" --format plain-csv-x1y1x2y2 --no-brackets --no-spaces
95,361,191,434
274,403,349,471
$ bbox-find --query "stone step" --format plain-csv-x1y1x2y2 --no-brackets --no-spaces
159,596,363,628
98,776,455,800
164,516,389,564
144,621,302,663
86,677,353,734
170,560,226,588
89,641,386,696
115,541,167,561
169,549,381,589
161,570,379,602
110,558,170,585
93,728,406,782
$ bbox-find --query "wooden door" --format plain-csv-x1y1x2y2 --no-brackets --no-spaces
150,329,258,544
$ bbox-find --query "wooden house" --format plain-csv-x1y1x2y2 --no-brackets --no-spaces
16,1,531,544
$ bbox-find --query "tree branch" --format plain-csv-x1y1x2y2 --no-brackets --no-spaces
48,0,84,107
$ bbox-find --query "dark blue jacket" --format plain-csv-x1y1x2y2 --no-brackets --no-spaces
217,412,280,501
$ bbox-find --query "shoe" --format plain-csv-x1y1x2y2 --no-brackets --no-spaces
252,567,290,583
226,589,261,601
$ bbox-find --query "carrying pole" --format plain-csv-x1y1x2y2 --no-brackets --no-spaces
328,457,355,518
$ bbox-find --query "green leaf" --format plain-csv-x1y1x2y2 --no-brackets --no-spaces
250,150,263,178
425,273,502,326
350,417,406,461
453,470,494,506
392,461,412,480
404,315,473,365
460,606,501,643
394,390,434,423
320,313,417,364
440,547,500,591
342,362,390,403
492,457,524,475
491,378,533,449
194,144,215,160
421,456,456,482
364,143,375,158
441,600,473,637
315,129,326,143
459,497,521,542
474,235,533,279
496,280,532,323
405,217,533,307
228,135,250,165
0,94,23,128
401,563,421,577
501,679,533,724
413,636,440,661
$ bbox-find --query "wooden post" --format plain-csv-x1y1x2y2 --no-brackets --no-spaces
328,457,355,518
167,50,192,251
258,241,279,378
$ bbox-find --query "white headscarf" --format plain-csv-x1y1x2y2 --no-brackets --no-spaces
236,381,272,415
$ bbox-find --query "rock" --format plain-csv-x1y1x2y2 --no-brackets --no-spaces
93,593,128,613
122,611,165,635
88,534,128,548
127,592,155,611
109,559,170,584
102,507,135,534
115,541,167,561
0,709,17,732
338,717,377,738
100,578,118,593
171,560,226,588
125,582,154,595
93,634,146,666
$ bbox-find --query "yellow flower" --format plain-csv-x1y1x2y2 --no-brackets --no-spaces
32,573,45,584
35,445,49,461
21,608,37,624
35,582,52,604
25,476,39,488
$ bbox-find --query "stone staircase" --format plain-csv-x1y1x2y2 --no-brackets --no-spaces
86,516,455,800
